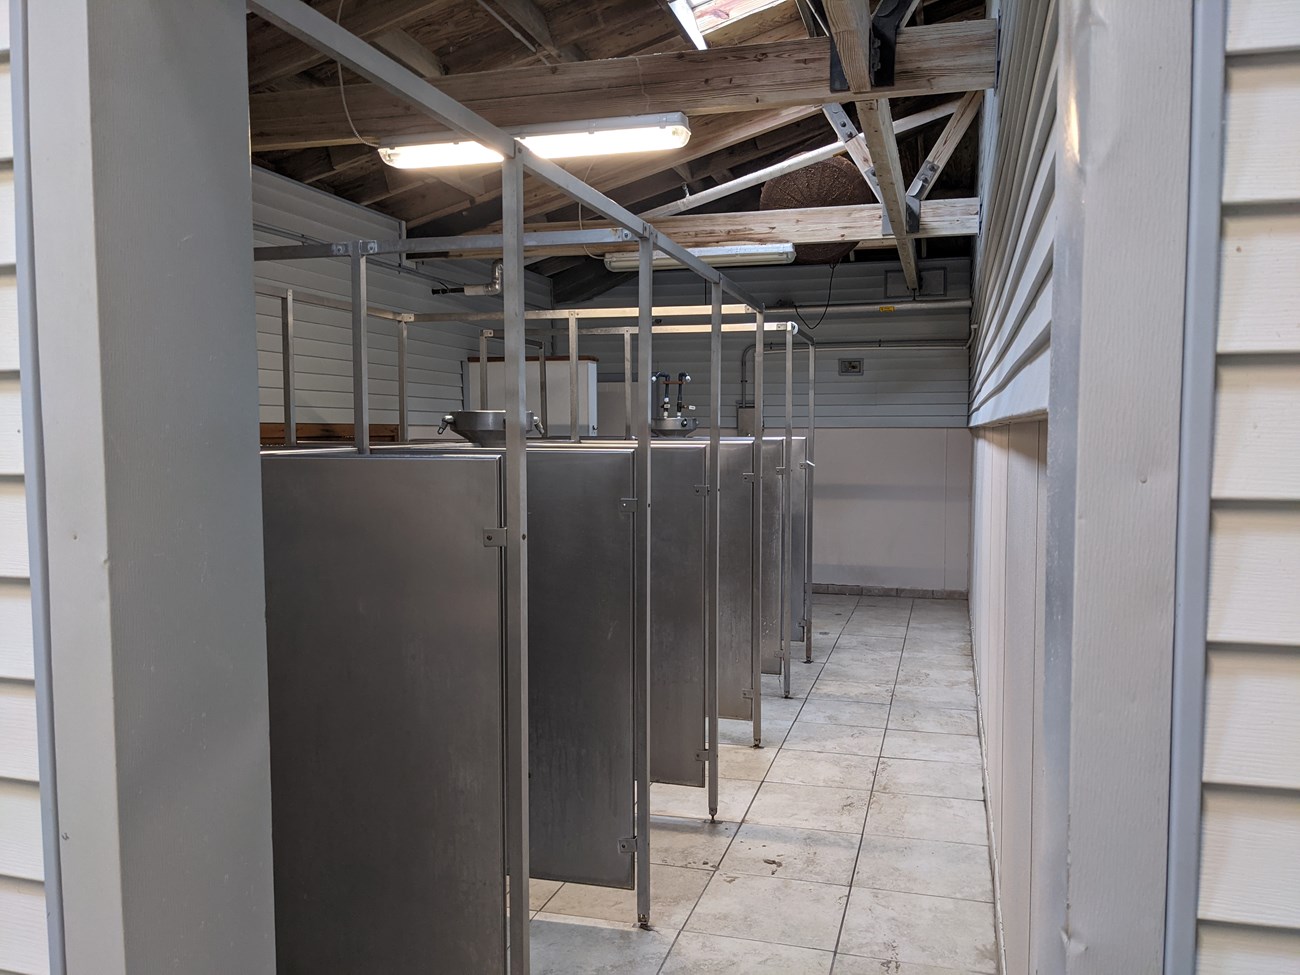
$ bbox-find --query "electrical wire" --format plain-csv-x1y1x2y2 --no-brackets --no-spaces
336,0,381,148
792,260,839,330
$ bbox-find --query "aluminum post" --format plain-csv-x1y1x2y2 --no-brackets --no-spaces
479,331,490,409
805,340,816,663
706,282,723,820
397,320,410,444
750,311,764,746
634,237,654,927
780,325,794,699
501,153,531,975
351,254,370,454
281,289,296,446
623,331,634,440
568,312,580,441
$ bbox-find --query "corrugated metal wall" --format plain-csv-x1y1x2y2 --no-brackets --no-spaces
1195,2,1300,969
968,0,1056,426
0,3,48,969
252,169,551,432
573,258,971,429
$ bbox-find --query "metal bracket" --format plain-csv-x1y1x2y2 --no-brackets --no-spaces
482,528,506,548
880,193,922,237
741,472,756,483
869,0,911,88
693,484,709,496
741,687,754,700
619,497,637,512
618,836,637,854
800,460,816,470
911,160,940,199
776,466,789,476
694,749,710,763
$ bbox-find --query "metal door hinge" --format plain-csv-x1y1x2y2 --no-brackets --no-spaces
618,836,637,854
741,472,755,483
694,748,710,763
741,687,754,700
776,466,788,475
800,460,815,470
482,528,506,548
619,497,637,512
693,484,708,496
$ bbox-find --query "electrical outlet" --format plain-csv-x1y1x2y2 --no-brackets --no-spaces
839,358,864,377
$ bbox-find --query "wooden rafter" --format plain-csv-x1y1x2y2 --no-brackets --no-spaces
907,89,981,198
857,97,920,288
436,197,980,258
480,0,584,61
248,21,998,151
824,0,874,91
372,28,446,78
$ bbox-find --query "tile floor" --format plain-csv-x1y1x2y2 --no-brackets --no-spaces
528,595,999,974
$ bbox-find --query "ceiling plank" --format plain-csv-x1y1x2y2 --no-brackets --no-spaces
372,28,446,78
857,97,920,288
247,0,453,89
249,21,998,150
481,0,583,61
907,89,981,198
436,197,981,257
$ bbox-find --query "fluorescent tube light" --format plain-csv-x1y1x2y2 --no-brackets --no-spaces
603,243,796,272
379,114,692,169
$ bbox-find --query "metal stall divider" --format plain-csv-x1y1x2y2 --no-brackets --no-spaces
247,8,764,960
803,336,817,663
707,285,722,820
780,320,794,698
751,311,764,745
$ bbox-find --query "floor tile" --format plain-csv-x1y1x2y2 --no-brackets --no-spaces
529,916,676,974
530,878,563,912
882,731,983,765
853,834,994,902
887,705,978,736
783,721,885,758
894,666,977,691
875,757,984,800
648,816,738,870
766,749,877,791
718,742,777,780
837,887,997,973
542,864,710,930
661,931,834,974
686,872,849,951
901,649,975,667
747,780,871,833
809,679,894,705
864,793,988,845
834,634,906,653
798,698,891,729
833,956,982,975
720,823,861,885
651,778,758,823
891,683,978,710
820,656,902,684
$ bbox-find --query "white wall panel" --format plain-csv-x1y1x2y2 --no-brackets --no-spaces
1212,359,1300,499
1198,924,1300,975
1203,649,1300,790
0,878,49,974
1199,789,1300,928
1207,507,1300,646
1223,58,1300,204
1218,210,1300,353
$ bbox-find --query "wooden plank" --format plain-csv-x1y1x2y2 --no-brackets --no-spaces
1208,506,1300,646
1198,788,1300,928
1203,648,1300,790
1227,0,1300,55
247,0,454,88
372,29,445,78
0,580,33,682
824,0,874,91
1224,58,1300,205
443,197,980,257
0,681,37,782
0,780,43,882
1212,359,1300,500
248,21,999,150
857,98,920,288
0,877,48,975
1198,923,1300,975
1219,210,1300,353
908,89,982,198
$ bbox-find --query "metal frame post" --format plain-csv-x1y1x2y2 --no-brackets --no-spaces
634,237,654,927
567,311,580,441
397,319,410,444
281,289,297,446
479,330,490,409
351,253,370,454
623,331,634,440
706,282,723,819
780,325,794,699
750,311,764,746
501,153,531,975
804,339,816,663
536,347,549,437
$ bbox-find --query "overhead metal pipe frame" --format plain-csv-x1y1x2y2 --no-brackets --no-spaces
247,0,766,958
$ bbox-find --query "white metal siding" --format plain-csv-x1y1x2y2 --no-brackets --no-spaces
1196,1,1300,968
252,169,552,433
0,5,47,969
968,0,1056,427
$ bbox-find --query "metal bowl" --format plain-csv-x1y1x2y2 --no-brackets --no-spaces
439,410,541,447
650,415,700,438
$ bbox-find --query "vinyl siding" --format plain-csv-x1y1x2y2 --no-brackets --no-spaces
0,2,47,969
1196,1,1300,968
252,168,552,434
968,0,1056,426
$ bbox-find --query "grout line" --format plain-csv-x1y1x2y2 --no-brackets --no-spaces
830,596,914,967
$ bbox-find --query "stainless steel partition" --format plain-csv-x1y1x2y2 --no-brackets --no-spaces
718,438,757,726
760,436,809,680
262,451,508,974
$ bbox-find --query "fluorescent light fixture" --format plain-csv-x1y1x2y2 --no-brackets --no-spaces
603,243,796,272
378,114,692,169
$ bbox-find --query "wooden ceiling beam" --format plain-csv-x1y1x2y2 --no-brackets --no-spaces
857,97,920,288
372,28,446,78
249,21,998,151
437,197,980,258
907,89,981,198
247,0,453,89
481,0,583,61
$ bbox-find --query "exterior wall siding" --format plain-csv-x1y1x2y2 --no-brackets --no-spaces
1196,1,1300,968
0,0,47,968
